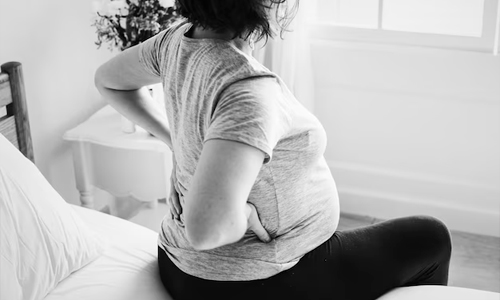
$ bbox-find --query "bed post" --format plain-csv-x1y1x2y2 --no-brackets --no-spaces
1,62,34,163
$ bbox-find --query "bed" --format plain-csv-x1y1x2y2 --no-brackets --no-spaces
1,61,498,300
0,62,173,300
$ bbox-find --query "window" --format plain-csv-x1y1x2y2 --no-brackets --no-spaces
383,0,484,37
316,0,379,29
316,0,485,36
311,0,500,54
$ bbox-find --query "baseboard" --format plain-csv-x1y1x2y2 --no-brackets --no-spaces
327,161,500,237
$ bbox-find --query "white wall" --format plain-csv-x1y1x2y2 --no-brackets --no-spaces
1,0,498,237
0,0,114,205
311,40,500,236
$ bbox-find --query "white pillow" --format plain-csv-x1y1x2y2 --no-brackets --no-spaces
0,134,106,300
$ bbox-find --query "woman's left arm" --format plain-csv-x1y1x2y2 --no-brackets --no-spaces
94,45,172,149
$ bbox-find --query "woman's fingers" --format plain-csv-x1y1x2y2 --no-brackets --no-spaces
168,196,178,219
247,203,272,243
171,186,182,216
251,219,272,243
169,172,182,219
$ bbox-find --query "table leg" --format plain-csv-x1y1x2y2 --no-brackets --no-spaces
71,142,95,209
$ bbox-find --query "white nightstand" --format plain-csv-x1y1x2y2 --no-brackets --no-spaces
63,105,172,210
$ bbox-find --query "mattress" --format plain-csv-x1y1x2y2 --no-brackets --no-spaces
43,206,499,300
43,205,173,300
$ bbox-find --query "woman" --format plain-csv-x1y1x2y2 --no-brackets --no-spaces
95,1,452,299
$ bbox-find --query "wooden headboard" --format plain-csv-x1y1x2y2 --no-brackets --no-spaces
0,62,34,162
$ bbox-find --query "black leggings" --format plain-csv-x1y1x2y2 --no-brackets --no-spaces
158,215,452,300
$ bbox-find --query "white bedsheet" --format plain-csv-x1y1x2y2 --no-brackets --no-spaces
43,205,173,300
43,206,499,300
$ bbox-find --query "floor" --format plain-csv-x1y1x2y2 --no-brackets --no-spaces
109,197,500,293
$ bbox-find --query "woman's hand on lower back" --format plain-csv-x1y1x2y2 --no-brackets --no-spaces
246,203,272,243
168,155,182,221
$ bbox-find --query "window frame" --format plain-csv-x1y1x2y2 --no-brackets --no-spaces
308,0,500,54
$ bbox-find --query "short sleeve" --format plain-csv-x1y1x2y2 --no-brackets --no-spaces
138,28,171,77
204,77,290,165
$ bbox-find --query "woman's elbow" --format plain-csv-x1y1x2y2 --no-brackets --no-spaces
186,226,222,251
185,216,247,251
187,232,218,251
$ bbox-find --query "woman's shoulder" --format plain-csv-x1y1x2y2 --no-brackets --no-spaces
173,24,278,89
204,46,277,90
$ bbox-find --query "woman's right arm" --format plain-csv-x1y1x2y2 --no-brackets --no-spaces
169,149,269,247
184,138,271,251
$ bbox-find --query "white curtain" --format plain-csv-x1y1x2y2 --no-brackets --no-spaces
253,0,317,113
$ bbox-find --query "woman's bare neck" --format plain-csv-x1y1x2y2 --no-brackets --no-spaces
190,26,234,40
189,25,252,54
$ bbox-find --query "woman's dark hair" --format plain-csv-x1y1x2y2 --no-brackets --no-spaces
174,0,299,42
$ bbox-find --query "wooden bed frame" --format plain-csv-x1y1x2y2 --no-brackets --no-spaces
0,62,34,163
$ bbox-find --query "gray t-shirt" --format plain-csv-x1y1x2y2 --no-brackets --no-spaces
139,21,340,281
